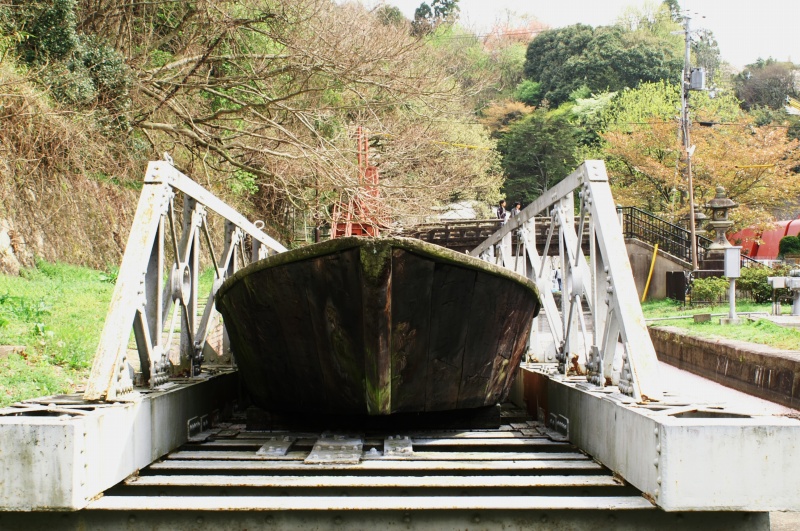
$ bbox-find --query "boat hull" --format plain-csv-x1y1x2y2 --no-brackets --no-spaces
215,237,540,416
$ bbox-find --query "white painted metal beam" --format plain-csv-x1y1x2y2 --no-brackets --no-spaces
84,159,286,402
524,365,800,512
472,161,662,401
0,370,237,511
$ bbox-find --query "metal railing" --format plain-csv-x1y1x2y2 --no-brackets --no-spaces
618,206,703,263
618,206,762,269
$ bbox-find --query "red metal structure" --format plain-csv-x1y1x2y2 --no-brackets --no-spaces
331,127,386,238
731,217,800,260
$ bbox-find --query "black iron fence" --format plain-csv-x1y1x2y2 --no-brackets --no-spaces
618,206,761,269
618,206,705,263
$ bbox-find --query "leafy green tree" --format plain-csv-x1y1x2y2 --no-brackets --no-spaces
425,22,529,112
734,59,798,110
662,0,681,22
598,81,800,229
692,28,721,85
569,90,616,147
738,264,790,303
513,80,541,106
523,24,682,107
3,0,132,123
412,0,459,36
498,108,579,204
690,276,728,306
10,0,79,62
779,236,800,258
375,5,406,26
522,24,594,106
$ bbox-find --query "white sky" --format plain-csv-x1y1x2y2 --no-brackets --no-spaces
363,0,800,69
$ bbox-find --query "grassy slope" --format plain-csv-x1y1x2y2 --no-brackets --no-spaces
0,262,114,406
643,299,800,350
0,262,218,407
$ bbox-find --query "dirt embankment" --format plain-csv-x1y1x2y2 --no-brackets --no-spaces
0,64,143,275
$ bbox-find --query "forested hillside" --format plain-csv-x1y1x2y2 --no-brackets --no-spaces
2,0,800,276
0,0,509,273
487,0,800,231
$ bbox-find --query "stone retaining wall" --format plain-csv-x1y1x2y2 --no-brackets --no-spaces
649,326,800,409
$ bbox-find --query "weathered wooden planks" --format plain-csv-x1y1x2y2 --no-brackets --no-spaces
390,249,434,412
425,265,476,411
305,250,365,414
215,237,540,417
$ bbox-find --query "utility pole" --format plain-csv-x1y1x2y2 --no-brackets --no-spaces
681,14,699,272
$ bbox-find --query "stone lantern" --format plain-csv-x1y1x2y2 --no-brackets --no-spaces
704,185,737,250
689,204,708,236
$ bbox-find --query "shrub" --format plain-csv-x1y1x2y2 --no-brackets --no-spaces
514,80,542,106
738,264,791,302
6,1,132,119
779,235,800,258
42,64,97,105
690,276,728,306
15,0,80,63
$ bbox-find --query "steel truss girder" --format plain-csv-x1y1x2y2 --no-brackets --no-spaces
84,159,286,402
471,161,661,402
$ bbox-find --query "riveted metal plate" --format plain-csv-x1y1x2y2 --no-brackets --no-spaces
547,412,569,442
187,415,215,442
305,434,363,464
255,436,296,457
383,435,413,457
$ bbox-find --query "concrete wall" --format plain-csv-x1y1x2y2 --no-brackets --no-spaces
650,326,800,409
626,239,690,300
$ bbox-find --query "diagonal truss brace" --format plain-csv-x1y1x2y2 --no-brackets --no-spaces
84,159,286,402
470,161,662,402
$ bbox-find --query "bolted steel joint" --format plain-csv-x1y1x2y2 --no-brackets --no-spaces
170,262,192,303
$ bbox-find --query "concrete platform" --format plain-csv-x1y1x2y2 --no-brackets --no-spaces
0,405,774,530
764,314,800,328
650,326,800,409
518,361,800,512
0,369,238,511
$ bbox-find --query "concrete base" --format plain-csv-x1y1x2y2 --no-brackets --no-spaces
650,326,800,409
518,364,800,512
0,509,770,530
719,317,742,325
0,370,238,511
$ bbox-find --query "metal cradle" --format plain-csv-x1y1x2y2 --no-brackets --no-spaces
83,157,286,402
471,160,661,403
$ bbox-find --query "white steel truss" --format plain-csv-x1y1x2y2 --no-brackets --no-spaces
470,160,662,402
83,158,286,402
3,158,798,516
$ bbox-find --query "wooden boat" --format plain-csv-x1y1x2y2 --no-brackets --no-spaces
215,236,541,416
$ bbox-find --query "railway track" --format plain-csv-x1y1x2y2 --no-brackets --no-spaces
0,405,767,530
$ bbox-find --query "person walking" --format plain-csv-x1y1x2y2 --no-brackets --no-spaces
496,199,507,221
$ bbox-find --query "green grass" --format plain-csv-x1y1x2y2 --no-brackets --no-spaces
0,261,115,406
642,299,800,350
642,299,777,318
0,261,218,407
